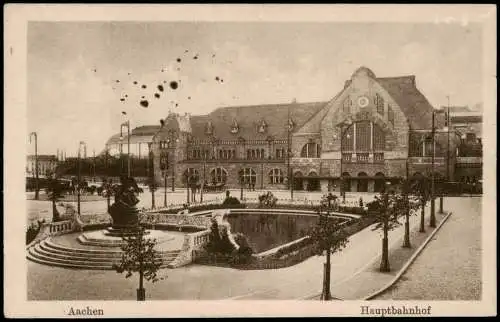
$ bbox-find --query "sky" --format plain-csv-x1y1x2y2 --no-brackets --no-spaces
27,21,483,156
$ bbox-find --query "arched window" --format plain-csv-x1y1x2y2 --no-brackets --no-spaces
240,168,256,184
343,97,352,114
301,143,320,158
210,167,227,184
269,169,284,184
375,93,384,115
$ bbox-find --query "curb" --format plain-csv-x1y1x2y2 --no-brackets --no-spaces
362,210,453,300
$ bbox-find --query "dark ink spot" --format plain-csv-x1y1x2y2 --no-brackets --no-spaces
184,49,189,53
215,76,220,81
163,81,167,84
193,55,198,60
141,96,145,99
212,54,216,58
127,72,131,75
154,93,160,99
140,100,149,108
125,94,128,98
175,103,178,107
160,119,165,126
141,85,147,89
220,79,224,83
157,85,164,92
169,81,178,90
92,68,97,73
188,96,191,100
122,111,127,115
176,58,181,63
116,80,120,83
120,98,125,102
133,81,138,85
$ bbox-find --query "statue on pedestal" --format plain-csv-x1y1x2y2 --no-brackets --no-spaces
107,176,142,236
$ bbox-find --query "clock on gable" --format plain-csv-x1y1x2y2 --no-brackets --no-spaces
357,96,370,108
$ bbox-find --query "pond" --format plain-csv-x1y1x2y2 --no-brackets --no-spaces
226,212,344,254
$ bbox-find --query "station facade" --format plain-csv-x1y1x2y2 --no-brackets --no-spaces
149,67,481,193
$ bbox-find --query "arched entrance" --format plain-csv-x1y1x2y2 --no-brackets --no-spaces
341,172,351,192
293,171,303,191
374,172,385,192
357,172,368,192
307,171,320,191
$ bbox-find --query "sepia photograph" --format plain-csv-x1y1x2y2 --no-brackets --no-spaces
4,4,496,318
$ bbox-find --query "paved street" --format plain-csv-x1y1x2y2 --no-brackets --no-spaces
375,197,482,300
27,196,475,301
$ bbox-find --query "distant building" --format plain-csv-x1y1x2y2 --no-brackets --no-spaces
26,155,58,177
440,105,483,185
103,125,161,159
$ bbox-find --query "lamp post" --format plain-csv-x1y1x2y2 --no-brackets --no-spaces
29,132,39,200
167,129,178,192
380,180,392,272
403,159,411,248
287,107,294,200
429,111,437,228
120,121,131,177
148,143,156,209
77,141,87,214
160,152,168,208
200,149,206,203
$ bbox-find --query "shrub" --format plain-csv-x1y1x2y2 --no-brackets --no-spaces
258,191,278,208
26,220,44,245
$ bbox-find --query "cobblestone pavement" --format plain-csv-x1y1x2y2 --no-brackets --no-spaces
375,197,482,300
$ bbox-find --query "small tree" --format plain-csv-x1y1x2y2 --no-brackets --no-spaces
412,176,431,233
369,185,408,272
45,176,65,222
113,226,165,301
309,194,349,300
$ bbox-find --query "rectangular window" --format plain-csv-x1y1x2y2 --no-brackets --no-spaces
388,105,395,126
373,125,385,150
356,121,371,151
341,126,355,151
376,94,384,115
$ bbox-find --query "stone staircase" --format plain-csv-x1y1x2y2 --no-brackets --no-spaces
27,238,181,270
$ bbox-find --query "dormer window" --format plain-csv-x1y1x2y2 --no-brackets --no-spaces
230,119,239,134
258,120,267,133
205,121,214,135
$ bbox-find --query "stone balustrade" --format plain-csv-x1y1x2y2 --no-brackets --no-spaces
49,220,73,235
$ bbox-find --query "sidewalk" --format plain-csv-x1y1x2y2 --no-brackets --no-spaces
305,209,451,300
